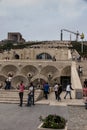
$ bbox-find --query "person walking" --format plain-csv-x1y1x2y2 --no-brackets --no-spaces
54,83,59,100
57,84,62,101
19,81,25,107
43,82,49,99
64,83,74,99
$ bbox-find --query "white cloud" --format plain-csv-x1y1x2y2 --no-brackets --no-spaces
1,0,41,6
58,0,85,18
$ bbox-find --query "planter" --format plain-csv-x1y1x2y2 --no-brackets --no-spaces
38,115,67,130
37,123,67,130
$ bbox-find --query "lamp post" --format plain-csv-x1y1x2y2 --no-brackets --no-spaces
27,73,35,105
27,73,32,84
48,73,52,87
38,64,42,88
32,84,35,105
80,32,84,53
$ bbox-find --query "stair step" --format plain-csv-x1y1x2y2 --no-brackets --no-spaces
0,89,43,104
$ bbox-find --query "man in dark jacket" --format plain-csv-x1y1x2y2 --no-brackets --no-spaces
43,82,49,99
57,84,62,101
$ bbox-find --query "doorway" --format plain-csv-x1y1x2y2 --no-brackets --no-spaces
60,76,71,91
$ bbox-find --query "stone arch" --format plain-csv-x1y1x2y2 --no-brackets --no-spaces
31,74,48,82
36,52,52,60
61,66,71,76
0,74,7,88
1,65,18,77
11,75,28,89
41,65,58,78
51,76,60,87
31,74,48,88
14,54,20,59
60,66,71,90
52,76,60,83
21,65,38,77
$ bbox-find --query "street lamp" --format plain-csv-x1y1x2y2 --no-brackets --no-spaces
48,73,53,86
27,73,35,105
80,32,84,53
32,84,35,105
38,64,42,88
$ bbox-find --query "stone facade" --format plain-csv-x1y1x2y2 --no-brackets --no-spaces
0,60,71,89
0,40,73,89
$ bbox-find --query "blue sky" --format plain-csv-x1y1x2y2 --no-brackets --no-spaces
0,0,87,41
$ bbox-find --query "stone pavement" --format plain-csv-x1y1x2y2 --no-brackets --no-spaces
0,91,86,130
68,106,87,130
36,92,87,130
0,104,68,130
36,91,84,106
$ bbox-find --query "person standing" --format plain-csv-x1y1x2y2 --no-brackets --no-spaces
19,81,25,107
26,82,34,106
54,83,59,100
5,78,10,90
84,79,87,88
78,65,82,77
64,83,74,99
8,74,12,89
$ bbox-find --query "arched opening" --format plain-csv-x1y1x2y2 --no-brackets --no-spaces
1,65,18,76
36,53,52,60
60,66,71,90
15,54,20,59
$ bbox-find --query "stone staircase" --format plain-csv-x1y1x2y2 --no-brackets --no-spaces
0,89,43,104
72,50,87,86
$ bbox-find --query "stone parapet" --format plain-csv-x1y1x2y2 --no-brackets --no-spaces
71,62,83,99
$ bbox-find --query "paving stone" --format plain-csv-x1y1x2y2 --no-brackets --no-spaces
0,104,68,130
68,106,87,130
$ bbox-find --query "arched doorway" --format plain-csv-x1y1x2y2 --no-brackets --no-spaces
36,53,52,60
61,66,71,91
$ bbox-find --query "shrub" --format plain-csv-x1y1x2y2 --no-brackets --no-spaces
39,114,67,129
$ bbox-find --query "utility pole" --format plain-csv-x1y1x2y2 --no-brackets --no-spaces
61,30,63,41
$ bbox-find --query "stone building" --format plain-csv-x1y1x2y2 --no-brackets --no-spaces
0,40,82,98
7,32,25,43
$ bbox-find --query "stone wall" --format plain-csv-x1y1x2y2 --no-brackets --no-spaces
0,60,71,89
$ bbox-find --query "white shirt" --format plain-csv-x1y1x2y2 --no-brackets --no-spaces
8,76,12,82
66,84,71,91
29,86,33,95
54,84,58,91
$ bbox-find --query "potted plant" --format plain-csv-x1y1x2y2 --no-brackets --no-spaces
37,114,67,130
